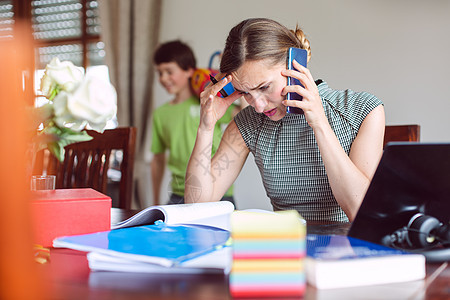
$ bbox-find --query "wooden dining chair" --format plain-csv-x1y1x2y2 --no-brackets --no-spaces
35,127,137,209
384,124,420,148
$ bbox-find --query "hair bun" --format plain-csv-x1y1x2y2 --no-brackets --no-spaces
291,25,311,62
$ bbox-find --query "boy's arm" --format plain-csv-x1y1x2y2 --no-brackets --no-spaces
150,153,166,205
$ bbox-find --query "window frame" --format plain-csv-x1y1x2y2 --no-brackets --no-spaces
12,0,101,70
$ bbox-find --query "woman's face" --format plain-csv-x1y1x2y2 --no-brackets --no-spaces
231,59,287,121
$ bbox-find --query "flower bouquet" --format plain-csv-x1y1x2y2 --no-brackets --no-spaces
33,57,117,162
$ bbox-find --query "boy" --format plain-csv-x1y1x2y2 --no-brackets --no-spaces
151,40,236,205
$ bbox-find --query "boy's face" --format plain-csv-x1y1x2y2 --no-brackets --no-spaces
156,62,193,95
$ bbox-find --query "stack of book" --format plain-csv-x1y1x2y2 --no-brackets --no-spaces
229,210,306,298
53,202,236,274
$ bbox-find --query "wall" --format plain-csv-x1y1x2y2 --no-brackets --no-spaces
151,0,450,209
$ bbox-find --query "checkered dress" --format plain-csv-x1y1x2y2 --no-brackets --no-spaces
234,81,383,222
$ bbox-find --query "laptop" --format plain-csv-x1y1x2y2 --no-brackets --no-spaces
348,142,450,245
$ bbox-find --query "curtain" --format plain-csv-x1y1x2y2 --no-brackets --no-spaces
98,0,162,208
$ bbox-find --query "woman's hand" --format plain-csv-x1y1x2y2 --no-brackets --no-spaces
281,60,327,129
199,74,241,131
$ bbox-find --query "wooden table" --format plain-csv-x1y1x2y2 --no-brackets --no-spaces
38,208,449,300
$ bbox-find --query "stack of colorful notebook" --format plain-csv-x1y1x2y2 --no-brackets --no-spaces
230,210,306,298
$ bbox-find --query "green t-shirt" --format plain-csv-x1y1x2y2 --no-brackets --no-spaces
151,96,234,197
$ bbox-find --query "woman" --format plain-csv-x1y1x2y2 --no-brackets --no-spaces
185,18,385,222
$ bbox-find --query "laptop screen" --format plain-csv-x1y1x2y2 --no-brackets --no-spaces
348,142,450,245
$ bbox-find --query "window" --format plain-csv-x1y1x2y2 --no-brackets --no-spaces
0,1,14,40
31,0,104,69
5,0,107,88
7,0,115,124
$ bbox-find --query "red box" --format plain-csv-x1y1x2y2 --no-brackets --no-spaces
31,188,112,247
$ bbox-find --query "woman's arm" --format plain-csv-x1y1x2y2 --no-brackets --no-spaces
313,106,385,221
185,75,248,203
282,61,385,221
185,120,249,203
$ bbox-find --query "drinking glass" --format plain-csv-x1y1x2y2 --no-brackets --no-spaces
31,175,56,191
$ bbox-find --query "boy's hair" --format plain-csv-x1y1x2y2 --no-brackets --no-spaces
153,40,197,71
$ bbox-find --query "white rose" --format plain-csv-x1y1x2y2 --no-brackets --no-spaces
40,57,84,98
52,91,88,132
52,75,117,132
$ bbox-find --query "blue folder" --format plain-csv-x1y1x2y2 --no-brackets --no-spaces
53,221,230,267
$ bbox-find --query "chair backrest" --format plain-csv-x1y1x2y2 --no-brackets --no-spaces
35,127,137,209
384,124,420,148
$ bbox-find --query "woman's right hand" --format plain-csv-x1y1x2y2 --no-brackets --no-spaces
199,74,241,131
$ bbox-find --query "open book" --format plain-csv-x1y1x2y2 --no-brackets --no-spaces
111,201,235,231
53,201,235,273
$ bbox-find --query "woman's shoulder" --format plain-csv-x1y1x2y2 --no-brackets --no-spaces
235,105,261,123
319,80,383,130
234,106,264,134
319,81,383,112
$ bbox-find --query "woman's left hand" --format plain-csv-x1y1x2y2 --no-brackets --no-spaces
281,60,327,129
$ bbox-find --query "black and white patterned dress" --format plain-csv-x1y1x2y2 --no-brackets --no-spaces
234,80,383,222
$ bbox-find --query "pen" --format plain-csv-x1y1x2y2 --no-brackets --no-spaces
209,74,229,97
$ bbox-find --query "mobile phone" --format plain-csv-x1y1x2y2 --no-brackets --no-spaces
221,77,235,97
286,47,308,114
209,74,235,98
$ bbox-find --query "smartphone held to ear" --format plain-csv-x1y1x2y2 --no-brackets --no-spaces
286,47,308,114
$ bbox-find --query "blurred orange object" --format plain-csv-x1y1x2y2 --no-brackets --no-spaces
0,24,46,299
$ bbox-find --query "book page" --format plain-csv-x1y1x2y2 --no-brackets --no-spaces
112,201,235,230
162,201,235,230
111,207,165,229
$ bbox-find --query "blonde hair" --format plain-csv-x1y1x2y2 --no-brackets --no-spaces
220,18,311,74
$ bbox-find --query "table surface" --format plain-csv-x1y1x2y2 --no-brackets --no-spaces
38,208,449,300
